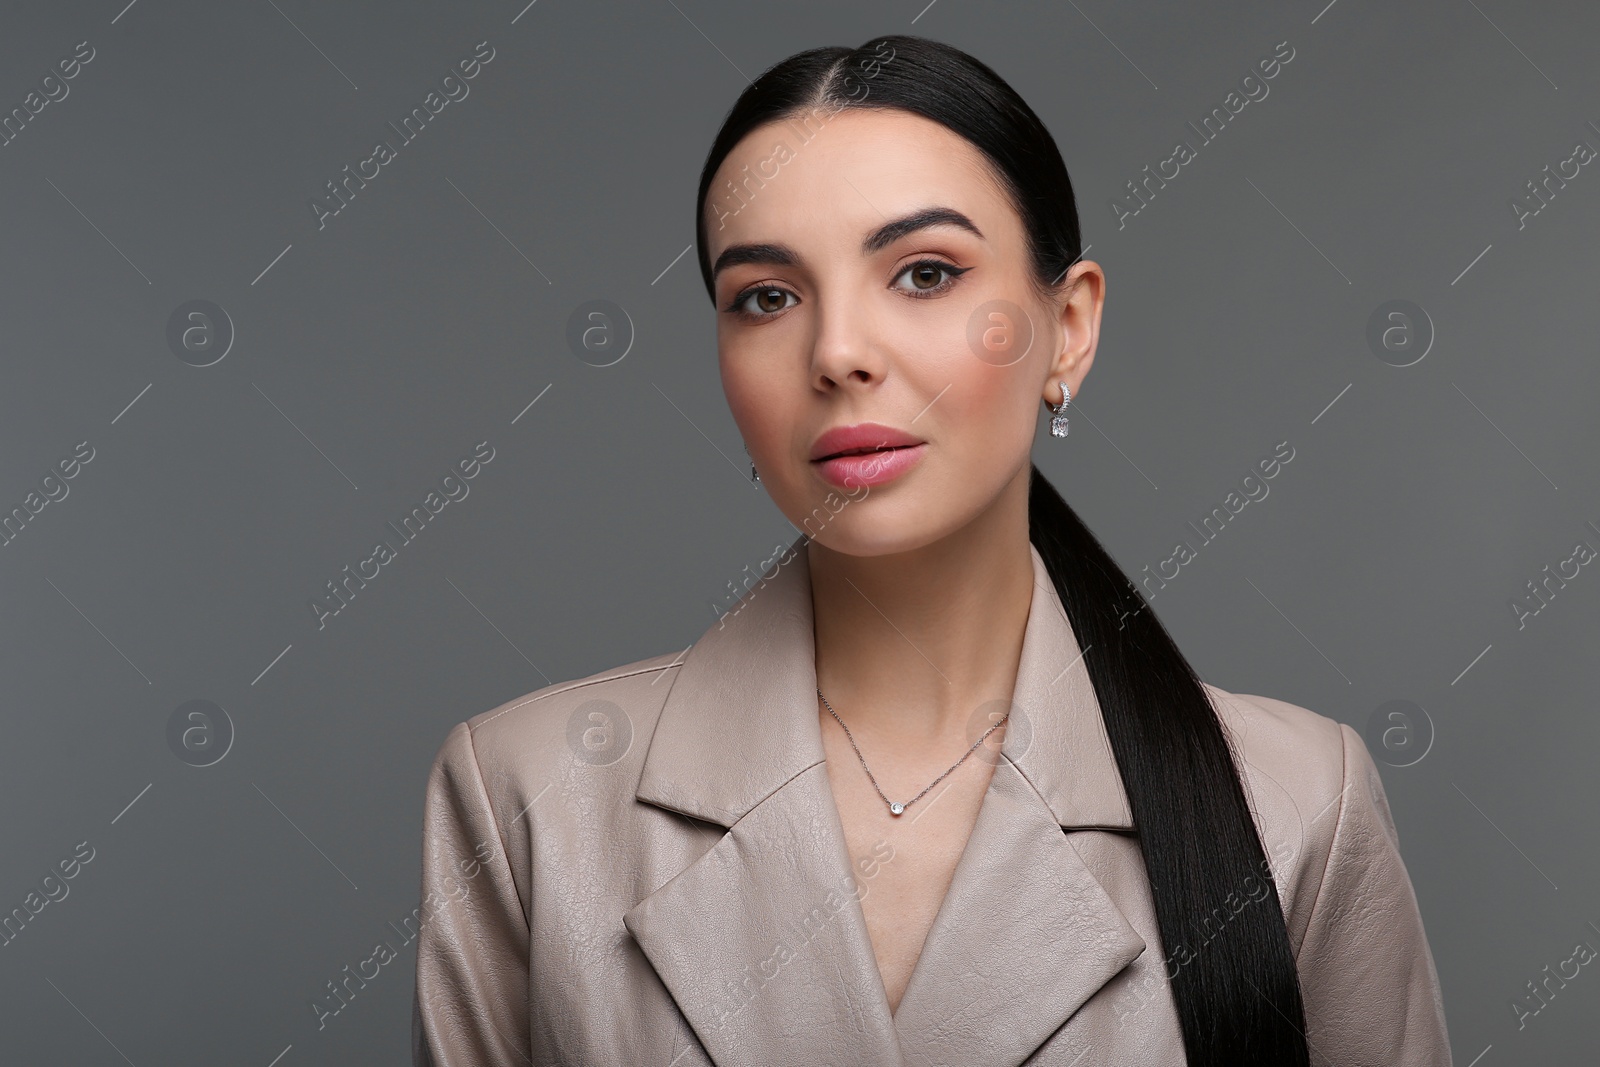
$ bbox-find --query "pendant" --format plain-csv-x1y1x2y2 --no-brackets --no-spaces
889,802,905,815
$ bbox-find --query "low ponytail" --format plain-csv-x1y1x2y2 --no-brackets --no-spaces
1030,466,1310,1063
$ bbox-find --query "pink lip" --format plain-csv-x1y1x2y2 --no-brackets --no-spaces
808,422,925,463
813,442,926,488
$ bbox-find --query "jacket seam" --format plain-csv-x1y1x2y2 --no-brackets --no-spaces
471,659,682,733
1297,722,1352,952
460,720,532,932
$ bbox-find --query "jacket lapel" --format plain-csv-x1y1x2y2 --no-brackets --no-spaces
889,761,1145,1066
624,761,905,1066
625,534,1147,1067
890,542,1146,1064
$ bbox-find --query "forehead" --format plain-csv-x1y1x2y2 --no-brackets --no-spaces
704,108,1012,257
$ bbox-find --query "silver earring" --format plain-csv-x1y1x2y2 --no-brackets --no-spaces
1049,381,1072,438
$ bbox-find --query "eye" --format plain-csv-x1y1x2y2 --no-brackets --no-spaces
891,258,970,298
725,284,798,319
723,259,971,321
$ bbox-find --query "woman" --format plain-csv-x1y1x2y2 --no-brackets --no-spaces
413,34,1452,1066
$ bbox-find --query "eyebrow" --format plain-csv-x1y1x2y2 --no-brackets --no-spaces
710,206,985,282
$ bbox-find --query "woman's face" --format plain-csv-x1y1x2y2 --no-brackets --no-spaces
705,107,1102,557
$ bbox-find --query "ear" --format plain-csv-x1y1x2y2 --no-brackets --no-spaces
1042,261,1105,405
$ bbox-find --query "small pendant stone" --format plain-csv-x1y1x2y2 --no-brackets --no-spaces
889,802,905,815
1051,415,1069,437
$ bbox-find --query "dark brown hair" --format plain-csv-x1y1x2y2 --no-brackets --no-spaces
693,34,1311,1065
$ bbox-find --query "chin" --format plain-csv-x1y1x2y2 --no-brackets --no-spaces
792,502,959,560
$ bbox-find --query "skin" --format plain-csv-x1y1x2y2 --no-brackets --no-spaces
704,106,1106,1015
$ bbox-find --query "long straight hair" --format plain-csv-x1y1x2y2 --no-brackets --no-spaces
692,35,1311,1065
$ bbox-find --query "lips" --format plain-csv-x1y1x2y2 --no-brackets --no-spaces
821,444,915,458
808,422,927,489
809,423,925,463
812,443,926,489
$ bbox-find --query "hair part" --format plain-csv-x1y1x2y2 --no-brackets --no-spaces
695,37,1082,312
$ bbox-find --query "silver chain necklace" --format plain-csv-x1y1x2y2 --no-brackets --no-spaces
817,687,1010,816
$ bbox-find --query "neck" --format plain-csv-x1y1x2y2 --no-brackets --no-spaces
807,473,1035,751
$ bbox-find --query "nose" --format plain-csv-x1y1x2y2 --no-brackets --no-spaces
809,297,887,394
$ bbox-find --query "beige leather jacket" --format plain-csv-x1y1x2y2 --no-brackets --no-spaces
412,537,1453,1065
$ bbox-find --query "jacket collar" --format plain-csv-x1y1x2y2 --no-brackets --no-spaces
624,534,1146,1067
635,532,1135,832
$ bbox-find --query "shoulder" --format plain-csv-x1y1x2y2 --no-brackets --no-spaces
467,647,685,746
1203,683,1350,809
1199,684,1383,951
415,649,690,931
426,647,686,802
1204,687,1452,1055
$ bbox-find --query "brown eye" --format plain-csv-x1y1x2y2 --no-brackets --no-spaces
753,287,788,313
891,259,968,298
728,285,798,317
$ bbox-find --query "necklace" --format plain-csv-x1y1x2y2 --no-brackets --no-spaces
817,687,1010,816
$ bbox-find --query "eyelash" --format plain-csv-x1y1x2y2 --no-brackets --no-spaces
723,258,971,319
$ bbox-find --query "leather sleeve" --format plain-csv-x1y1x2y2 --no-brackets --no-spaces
1296,723,1453,1065
412,721,532,1066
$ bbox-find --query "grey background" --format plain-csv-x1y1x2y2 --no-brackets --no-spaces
1,0,1596,1062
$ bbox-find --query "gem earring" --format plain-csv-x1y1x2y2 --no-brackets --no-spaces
1049,381,1072,438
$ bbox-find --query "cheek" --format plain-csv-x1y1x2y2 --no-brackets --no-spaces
718,342,754,415
936,359,1037,461
719,346,786,452
905,294,1035,420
